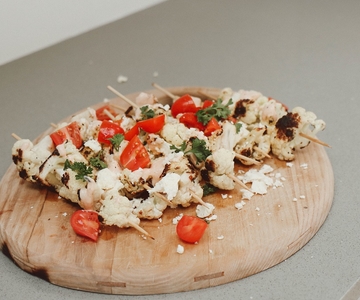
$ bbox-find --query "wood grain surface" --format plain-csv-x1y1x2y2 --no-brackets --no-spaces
0,87,334,295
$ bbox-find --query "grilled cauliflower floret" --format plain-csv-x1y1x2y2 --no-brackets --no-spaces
203,148,235,190
208,120,249,152
146,134,171,156
270,107,326,161
12,135,54,182
132,196,167,219
58,169,87,205
160,121,206,146
79,177,102,210
99,194,139,228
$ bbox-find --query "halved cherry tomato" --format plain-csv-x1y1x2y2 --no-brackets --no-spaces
70,210,100,241
95,105,117,121
124,124,140,141
137,114,165,133
179,112,205,131
204,117,221,136
176,215,208,244
120,135,150,171
171,94,199,117
50,121,83,148
97,120,125,145
202,99,214,109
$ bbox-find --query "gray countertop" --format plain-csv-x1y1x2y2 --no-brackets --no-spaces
0,1,359,299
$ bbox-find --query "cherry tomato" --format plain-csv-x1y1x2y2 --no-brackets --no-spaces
97,120,125,145
95,105,117,121
120,135,150,171
50,121,83,149
176,215,208,244
202,99,214,109
137,114,165,133
171,94,199,117
179,112,205,131
70,210,100,241
124,124,140,141
204,117,221,136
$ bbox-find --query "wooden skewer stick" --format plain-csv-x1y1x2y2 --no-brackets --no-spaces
51,122,58,128
143,183,173,206
109,103,126,111
107,85,139,109
103,108,116,121
253,146,272,159
227,173,252,192
128,221,154,240
11,133,21,140
189,190,212,208
234,153,261,165
152,83,179,100
299,132,331,148
197,90,217,101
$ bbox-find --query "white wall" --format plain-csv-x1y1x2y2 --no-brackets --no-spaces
0,0,166,66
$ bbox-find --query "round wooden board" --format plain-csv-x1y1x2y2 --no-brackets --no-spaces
0,87,334,295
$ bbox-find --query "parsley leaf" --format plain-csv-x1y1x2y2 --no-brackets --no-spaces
140,105,155,120
202,183,218,196
170,138,211,163
170,141,187,153
235,122,242,134
109,133,124,151
64,159,93,181
196,98,233,125
89,155,107,170
187,138,211,162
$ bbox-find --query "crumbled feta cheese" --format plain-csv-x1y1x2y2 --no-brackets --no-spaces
217,235,224,240
286,162,293,168
300,163,308,169
172,213,183,225
206,214,217,222
209,249,213,254
177,245,184,254
300,195,306,199
62,212,67,217
255,207,260,211
241,189,254,200
149,173,181,200
84,139,102,153
221,194,228,199
196,203,215,218
235,201,246,210
293,198,298,201
117,75,128,83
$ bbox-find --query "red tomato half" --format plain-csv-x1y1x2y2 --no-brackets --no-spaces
96,105,117,121
120,135,150,171
176,215,208,244
137,114,165,133
97,120,125,145
202,99,214,109
171,94,199,117
70,210,100,241
204,117,221,136
50,121,83,148
179,112,205,131
124,124,140,141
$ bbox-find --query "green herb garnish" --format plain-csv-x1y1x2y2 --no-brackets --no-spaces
171,138,211,163
64,159,93,181
89,155,107,170
202,183,218,196
196,98,233,125
140,105,155,120
235,122,242,134
109,133,124,151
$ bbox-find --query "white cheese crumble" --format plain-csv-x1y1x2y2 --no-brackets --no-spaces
206,214,217,222
177,245,184,254
286,162,293,167
196,203,215,218
117,75,128,83
299,195,306,199
217,235,224,240
149,173,181,200
300,163,308,169
235,200,246,210
172,213,183,225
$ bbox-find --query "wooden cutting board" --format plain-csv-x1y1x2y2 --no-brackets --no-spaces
0,87,334,295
